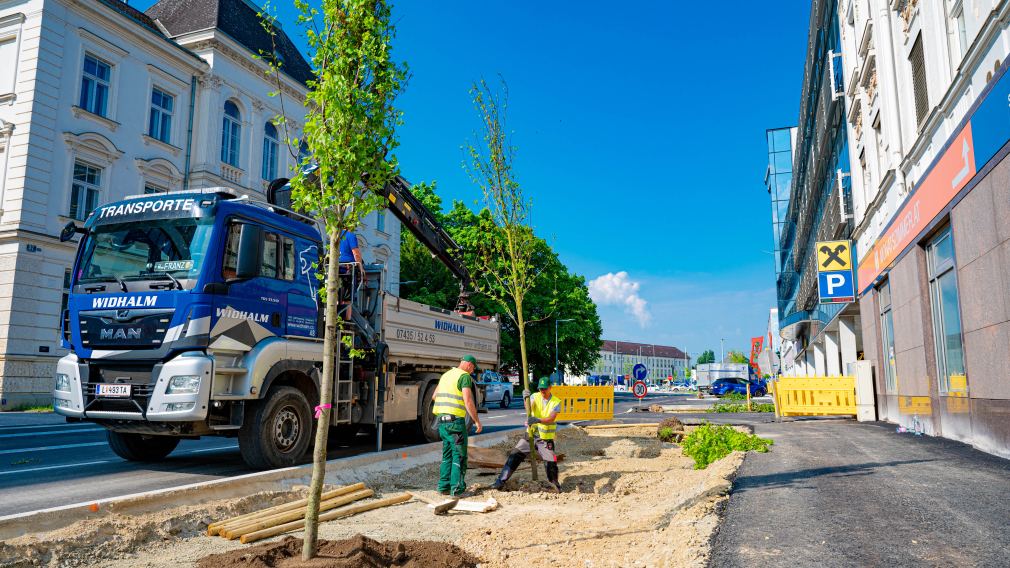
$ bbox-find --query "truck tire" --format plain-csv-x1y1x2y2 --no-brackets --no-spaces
239,385,314,469
418,383,440,443
107,431,179,462
499,392,511,409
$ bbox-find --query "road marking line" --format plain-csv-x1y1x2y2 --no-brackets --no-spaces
0,423,95,432
484,413,522,421
0,460,112,476
0,441,107,455
0,427,105,439
186,444,238,454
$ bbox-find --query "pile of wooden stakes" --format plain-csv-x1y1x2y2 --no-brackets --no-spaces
206,483,411,544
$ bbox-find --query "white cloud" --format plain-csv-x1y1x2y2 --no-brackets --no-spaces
588,271,651,327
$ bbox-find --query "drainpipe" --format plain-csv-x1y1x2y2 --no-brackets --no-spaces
182,76,197,191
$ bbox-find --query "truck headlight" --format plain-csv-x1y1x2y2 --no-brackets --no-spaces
55,373,71,393
166,375,201,394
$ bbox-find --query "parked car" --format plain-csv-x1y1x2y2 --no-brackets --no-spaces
477,370,514,408
710,377,767,397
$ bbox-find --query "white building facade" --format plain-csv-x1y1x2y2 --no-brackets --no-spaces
838,0,1010,453
592,340,689,383
0,0,399,408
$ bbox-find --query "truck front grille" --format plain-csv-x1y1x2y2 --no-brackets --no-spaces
83,365,156,415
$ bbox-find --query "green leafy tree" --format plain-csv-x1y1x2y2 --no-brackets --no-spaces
696,350,716,365
727,350,749,364
260,0,406,560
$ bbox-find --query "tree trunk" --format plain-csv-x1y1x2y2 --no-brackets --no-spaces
516,305,538,482
302,228,341,561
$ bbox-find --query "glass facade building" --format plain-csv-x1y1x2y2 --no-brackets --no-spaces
769,0,852,370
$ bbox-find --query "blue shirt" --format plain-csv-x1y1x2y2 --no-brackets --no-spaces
339,232,359,263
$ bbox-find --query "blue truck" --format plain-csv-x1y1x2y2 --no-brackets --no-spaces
52,179,500,468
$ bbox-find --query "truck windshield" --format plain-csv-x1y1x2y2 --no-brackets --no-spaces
77,217,214,290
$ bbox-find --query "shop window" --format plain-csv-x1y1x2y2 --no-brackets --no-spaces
879,280,897,393
927,226,966,393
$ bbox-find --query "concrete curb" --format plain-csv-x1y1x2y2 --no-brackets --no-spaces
0,427,522,541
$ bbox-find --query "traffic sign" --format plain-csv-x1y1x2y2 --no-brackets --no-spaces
632,380,648,399
632,363,648,381
818,270,855,303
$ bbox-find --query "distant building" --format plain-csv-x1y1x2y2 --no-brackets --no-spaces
0,0,399,408
590,340,689,384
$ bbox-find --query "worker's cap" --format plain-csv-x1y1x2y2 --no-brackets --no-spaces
461,355,477,365
537,377,551,390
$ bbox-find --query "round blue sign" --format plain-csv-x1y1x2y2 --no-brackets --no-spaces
633,363,648,381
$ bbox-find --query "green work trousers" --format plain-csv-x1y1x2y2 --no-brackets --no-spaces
437,417,468,495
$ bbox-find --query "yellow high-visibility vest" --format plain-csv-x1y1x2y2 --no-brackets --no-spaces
530,392,561,440
432,367,469,418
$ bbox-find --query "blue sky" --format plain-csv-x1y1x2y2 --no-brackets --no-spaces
139,1,811,358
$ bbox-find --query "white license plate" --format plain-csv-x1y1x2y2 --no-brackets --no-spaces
95,383,131,397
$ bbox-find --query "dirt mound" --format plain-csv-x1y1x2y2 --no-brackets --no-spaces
602,437,661,459
195,535,480,568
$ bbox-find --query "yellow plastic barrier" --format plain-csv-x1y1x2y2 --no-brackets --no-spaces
772,376,857,417
551,386,614,421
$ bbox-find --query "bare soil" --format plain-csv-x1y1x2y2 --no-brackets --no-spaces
195,534,479,568
4,425,744,568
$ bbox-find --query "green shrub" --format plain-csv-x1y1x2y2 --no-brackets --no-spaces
680,423,773,469
712,402,776,413
720,392,747,401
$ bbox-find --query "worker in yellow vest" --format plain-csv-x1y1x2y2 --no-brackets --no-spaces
491,376,563,492
433,355,482,496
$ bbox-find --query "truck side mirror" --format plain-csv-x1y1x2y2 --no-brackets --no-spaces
234,224,263,280
60,221,87,242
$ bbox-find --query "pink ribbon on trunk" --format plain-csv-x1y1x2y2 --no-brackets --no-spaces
314,403,332,419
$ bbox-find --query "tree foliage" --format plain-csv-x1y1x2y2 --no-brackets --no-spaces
727,350,749,364
696,350,716,365
399,183,602,378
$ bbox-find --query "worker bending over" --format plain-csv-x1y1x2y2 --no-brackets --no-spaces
491,376,563,492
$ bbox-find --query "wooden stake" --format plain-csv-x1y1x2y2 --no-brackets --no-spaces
207,483,366,536
240,492,412,545
223,489,373,540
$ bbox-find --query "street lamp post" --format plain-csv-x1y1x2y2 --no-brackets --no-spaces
555,318,574,384
720,338,725,363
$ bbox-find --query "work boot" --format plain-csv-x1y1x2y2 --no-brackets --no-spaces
491,452,525,490
545,462,563,493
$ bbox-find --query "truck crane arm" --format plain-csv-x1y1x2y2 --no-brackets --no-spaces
267,171,475,313
377,175,474,313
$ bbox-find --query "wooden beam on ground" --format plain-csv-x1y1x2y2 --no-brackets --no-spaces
239,493,413,545
207,482,366,536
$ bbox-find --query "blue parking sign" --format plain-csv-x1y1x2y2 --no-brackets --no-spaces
818,270,854,303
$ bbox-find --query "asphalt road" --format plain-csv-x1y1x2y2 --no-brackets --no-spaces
0,390,688,517
710,420,1010,567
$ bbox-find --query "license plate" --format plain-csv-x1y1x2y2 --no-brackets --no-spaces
95,383,131,397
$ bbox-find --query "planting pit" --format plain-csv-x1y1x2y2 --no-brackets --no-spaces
5,424,746,568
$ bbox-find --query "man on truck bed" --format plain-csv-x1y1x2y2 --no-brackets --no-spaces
490,377,563,492
433,355,483,496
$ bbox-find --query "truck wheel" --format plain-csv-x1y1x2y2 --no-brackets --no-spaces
499,392,511,409
107,431,179,462
418,383,440,443
239,386,314,469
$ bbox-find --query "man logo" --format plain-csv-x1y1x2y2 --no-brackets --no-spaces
100,328,142,340
116,309,130,321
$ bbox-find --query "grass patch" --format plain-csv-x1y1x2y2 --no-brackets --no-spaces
681,423,773,469
712,402,775,413
4,403,53,413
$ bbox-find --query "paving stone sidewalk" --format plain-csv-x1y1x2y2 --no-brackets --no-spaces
710,420,1010,567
